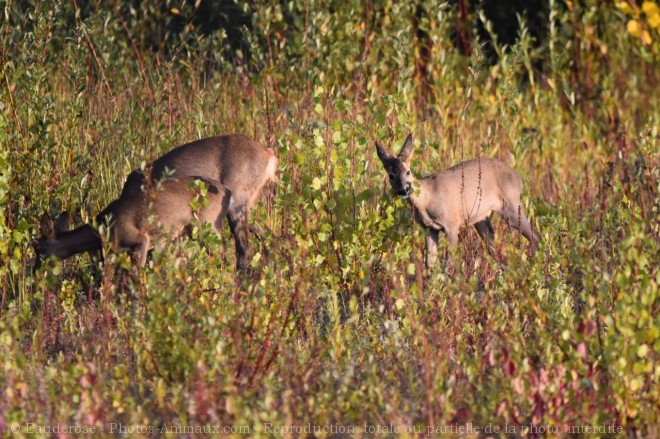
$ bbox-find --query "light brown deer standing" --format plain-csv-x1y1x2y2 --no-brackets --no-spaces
150,134,278,269
37,171,232,267
375,134,540,269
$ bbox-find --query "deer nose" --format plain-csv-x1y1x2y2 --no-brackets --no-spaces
396,189,408,196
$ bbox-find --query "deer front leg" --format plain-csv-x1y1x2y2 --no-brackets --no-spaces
425,229,439,269
442,227,460,274
133,234,151,267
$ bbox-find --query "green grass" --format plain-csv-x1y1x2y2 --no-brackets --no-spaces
1,1,659,438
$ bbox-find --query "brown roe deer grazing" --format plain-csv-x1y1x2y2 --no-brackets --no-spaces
37,133,278,270
375,134,540,269
37,171,232,267
150,134,278,269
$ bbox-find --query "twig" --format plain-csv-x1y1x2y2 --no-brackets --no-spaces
73,0,113,98
114,4,153,101
3,72,26,151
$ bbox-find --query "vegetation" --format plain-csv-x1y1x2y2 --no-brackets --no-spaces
1,0,658,437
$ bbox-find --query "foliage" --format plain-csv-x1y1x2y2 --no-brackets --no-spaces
1,0,658,437
617,0,660,50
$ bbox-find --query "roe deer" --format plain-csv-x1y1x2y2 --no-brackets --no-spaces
36,171,232,267
375,134,540,269
149,134,278,269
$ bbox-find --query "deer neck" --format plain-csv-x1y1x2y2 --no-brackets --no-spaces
407,179,436,230
406,176,424,210
47,225,102,259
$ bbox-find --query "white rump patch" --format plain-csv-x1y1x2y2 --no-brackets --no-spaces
266,155,279,182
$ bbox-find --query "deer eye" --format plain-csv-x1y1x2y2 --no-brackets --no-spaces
406,170,411,176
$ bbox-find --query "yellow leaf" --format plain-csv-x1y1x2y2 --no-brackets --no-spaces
171,7,181,15
616,2,633,14
642,1,660,16
627,19,642,37
649,13,660,28
629,377,642,391
641,30,652,44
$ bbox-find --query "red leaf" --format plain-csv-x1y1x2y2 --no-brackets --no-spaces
496,400,507,417
503,359,516,377
577,342,588,360
513,377,524,395
578,319,597,337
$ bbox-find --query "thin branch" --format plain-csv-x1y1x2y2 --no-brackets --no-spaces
73,0,113,98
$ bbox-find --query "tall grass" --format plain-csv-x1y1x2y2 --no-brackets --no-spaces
1,1,658,437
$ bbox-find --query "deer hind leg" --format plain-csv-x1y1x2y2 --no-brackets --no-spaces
248,224,273,265
500,203,540,250
228,206,250,270
474,216,496,256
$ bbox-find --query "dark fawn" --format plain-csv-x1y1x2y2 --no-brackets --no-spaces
37,134,277,269
37,171,232,267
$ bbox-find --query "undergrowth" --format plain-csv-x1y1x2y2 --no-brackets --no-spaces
1,1,658,437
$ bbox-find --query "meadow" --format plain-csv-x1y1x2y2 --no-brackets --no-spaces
1,1,658,437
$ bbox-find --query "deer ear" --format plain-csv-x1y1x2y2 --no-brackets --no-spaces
122,171,147,197
40,212,55,239
375,141,390,164
397,134,414,164
54,212,70,233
